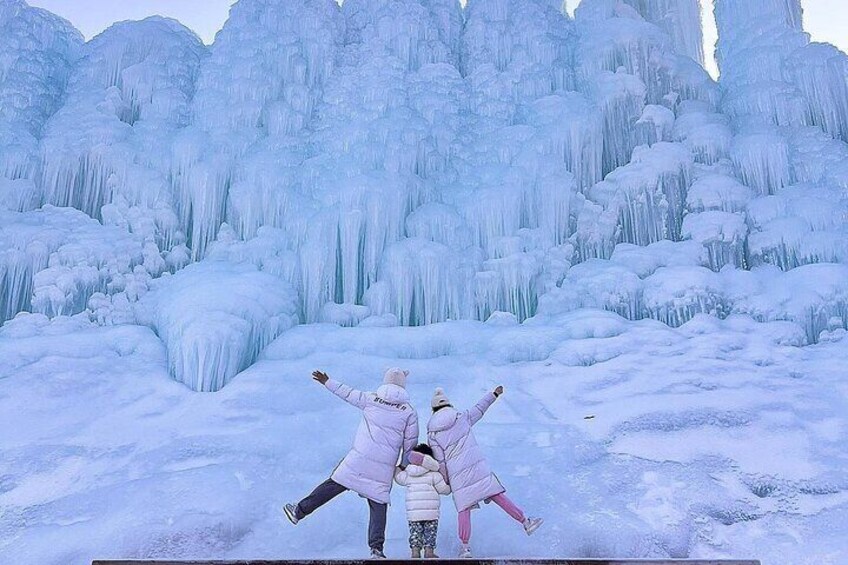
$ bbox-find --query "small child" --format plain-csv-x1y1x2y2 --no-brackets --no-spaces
394,444,451,559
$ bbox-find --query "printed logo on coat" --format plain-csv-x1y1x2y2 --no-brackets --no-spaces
374,396,408,410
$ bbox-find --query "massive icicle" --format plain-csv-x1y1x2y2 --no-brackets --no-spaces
713,0,848,279
39,16,205,255
389,0,588,324
178,0,343,260
716,0,848,141
0,0,82,197
0,206,151,324
3,0,848,392
746,184,848,270
682,210,748,271
138,260,299,392
297,0,464,322
581,141,693,251
625,0,703,64
576,1,716,107
714,0,807,128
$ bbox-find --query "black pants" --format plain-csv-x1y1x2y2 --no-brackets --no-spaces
295,478,387,551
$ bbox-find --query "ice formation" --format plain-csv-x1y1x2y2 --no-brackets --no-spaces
0,206,152,324
138,260,299,392
39,16,205,251
0,0,82,191
1,0,848,392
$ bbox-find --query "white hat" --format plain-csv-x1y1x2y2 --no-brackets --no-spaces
383,367,409,389
431,387,451,409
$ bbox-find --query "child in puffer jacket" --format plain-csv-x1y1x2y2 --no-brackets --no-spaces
394,444,451,559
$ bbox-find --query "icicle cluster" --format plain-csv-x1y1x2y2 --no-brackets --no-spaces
539,0,848,342
39,16,204,259
182,0,343,260
716,0,848,141
0,1,82,197
0,206,152,324
138,260,299,392
3,0,848,390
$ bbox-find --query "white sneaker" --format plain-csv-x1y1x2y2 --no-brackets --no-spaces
370,548,387,559
283,503,299,525
523,517,543,535
459,544,473,559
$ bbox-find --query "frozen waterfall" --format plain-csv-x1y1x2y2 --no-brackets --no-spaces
2,0,848,390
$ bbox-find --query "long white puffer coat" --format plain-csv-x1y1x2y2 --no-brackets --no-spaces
394,454,451,522
327,379,418,504
427,392,505,512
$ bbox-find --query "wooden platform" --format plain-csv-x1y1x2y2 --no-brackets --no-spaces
92,559,761,565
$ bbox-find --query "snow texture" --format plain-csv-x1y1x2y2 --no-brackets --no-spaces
1,313,847,565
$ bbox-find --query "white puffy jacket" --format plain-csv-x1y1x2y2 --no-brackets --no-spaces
394,454,451,522
327,379,418,504
428,392,505,512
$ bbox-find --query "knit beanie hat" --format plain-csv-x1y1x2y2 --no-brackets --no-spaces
431,387,451,409
383,367,409,389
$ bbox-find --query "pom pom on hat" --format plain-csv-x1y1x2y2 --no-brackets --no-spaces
432,387,451,409
383,367,409,388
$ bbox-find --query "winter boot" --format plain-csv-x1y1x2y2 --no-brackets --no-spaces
424,548,439,559
411,548,421,559
459,544,473,559
523,517,543,535
283,503,299,525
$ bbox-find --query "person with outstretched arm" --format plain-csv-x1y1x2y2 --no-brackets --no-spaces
284,368,419,559
423,385,543,558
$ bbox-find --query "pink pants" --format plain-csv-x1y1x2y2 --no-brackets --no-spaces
457,493,525,544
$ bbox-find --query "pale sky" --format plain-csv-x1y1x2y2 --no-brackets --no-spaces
27,0,848,78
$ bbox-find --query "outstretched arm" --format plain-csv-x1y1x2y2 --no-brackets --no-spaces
314,371,368,410
467,386,503,426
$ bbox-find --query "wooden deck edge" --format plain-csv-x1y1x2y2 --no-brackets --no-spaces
92,559,762,565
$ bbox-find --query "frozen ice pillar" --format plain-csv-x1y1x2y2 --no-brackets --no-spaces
0,0,82,188
138,261,299,392
626,0,704,64
577,0,704,65
714,0,805,126
715,0,848,141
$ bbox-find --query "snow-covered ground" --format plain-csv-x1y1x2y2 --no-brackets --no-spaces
2,311,847,565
